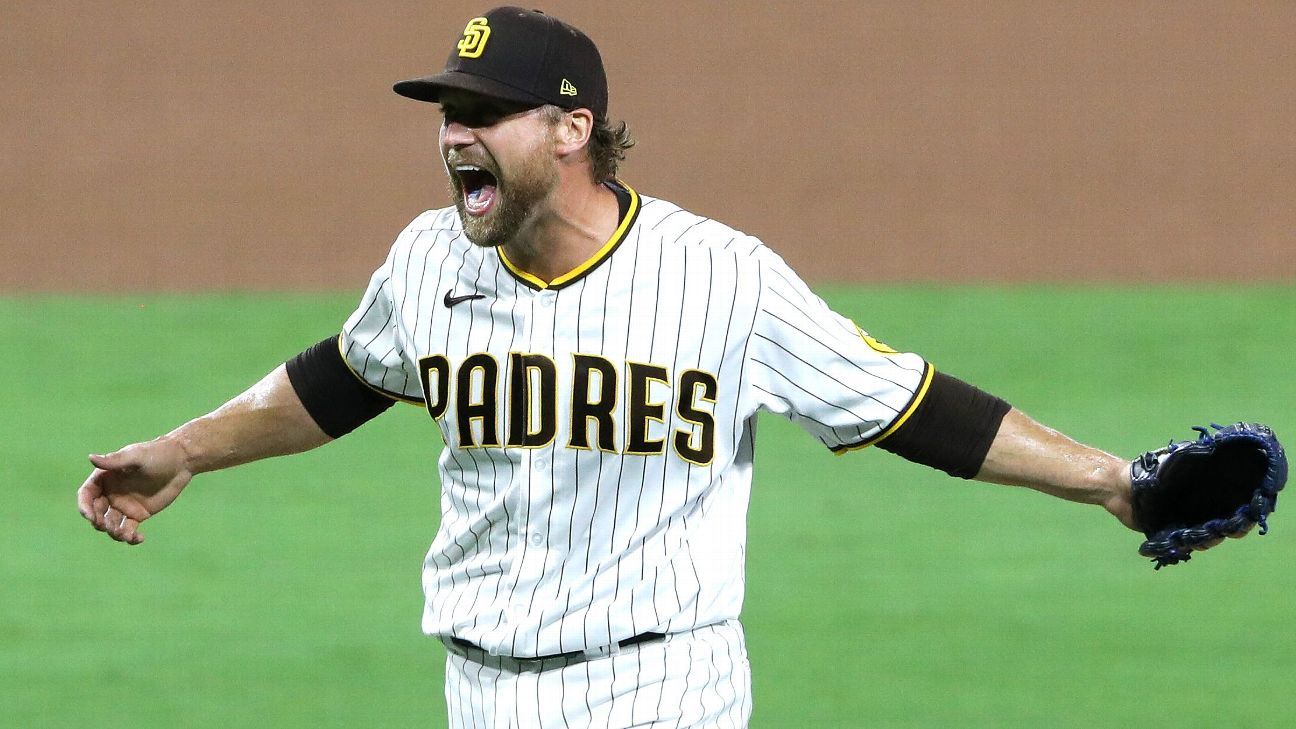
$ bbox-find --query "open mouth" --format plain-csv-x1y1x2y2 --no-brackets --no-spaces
455,165,498,217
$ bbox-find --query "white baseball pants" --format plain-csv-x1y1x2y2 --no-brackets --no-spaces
442,621,752,728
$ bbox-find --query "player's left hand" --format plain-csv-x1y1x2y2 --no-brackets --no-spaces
1129,423,1287,568
1104,454,1252,553
1099,463,1246,558
1101,483,1139,532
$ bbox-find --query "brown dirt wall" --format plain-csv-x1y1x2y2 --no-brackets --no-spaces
2,1,1293,292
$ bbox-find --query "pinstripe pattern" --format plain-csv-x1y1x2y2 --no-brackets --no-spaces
443,621,750,729
339,184,927,724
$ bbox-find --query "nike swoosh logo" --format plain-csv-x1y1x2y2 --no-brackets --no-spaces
443,290,486,307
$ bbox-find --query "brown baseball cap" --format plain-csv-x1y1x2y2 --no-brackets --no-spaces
393,7,608,119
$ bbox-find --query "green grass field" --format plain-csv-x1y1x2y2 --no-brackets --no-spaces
4,285,1294,728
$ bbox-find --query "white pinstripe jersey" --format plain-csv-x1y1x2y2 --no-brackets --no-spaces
340,182,932,658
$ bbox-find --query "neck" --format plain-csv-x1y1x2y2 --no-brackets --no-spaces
501,176,620,284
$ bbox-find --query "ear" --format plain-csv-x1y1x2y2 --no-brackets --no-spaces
553,108,594,157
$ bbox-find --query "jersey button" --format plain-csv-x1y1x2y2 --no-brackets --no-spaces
534,456,549,469
530,532,545,546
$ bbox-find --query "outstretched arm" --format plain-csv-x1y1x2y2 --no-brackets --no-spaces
875,371,1138,532
76,364,331,545
975,408,1136,530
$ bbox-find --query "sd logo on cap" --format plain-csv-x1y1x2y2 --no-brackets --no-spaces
394,6,610,120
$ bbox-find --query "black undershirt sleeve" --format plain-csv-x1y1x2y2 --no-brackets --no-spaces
284,336,396,438
876,371,1012,479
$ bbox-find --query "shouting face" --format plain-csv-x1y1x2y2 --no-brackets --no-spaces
439,90,560,247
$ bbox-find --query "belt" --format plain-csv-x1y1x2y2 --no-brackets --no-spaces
446,632,667,670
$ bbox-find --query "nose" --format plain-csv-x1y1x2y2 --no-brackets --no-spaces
441,120,475,149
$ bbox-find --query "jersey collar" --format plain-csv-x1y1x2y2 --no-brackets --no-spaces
496,180,640,291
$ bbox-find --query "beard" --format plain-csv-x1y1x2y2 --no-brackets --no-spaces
446,139,560,248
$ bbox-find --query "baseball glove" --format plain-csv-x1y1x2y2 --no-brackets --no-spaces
1130,422,1287,569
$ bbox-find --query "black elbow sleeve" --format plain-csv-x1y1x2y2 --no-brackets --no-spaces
285,336,395,438
876,371,1011,479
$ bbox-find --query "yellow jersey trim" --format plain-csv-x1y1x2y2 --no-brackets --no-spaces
497,181,640,291
335,334,425,407
831,362,935,455
497,252,549,289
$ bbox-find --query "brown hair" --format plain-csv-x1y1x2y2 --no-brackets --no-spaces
588,117,635,183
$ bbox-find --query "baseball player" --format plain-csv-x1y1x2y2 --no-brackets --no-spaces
78,7,1169,727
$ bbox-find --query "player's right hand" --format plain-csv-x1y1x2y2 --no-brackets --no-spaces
76,437,193,545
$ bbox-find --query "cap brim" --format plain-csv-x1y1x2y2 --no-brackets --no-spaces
393,71,550,107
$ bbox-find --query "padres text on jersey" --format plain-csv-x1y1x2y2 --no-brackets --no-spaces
340,182,931,658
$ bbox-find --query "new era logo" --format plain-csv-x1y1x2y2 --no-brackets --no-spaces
559,79,578,96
